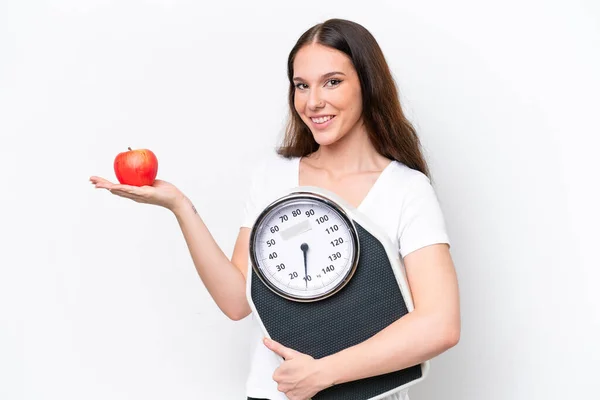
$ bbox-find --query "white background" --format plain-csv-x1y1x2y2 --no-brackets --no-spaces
1,1,599,399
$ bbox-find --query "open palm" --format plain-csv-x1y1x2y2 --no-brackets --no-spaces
89,176,184,210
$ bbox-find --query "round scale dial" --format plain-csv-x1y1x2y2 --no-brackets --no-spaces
250,192,359,302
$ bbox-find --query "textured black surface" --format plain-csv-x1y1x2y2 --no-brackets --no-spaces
251,222,422,400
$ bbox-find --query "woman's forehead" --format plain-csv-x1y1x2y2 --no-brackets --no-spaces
293,44,354,77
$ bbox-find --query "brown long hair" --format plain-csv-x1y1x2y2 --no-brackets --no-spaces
276,18,431,179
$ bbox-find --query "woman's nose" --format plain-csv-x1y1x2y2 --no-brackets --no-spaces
307,89,325,110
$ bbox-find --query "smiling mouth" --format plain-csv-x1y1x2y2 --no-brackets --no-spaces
310,115,335,124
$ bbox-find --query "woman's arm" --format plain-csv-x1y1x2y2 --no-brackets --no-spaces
173,196,252,321
318,243,460,385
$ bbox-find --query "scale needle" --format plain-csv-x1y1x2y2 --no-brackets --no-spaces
301,243,309,288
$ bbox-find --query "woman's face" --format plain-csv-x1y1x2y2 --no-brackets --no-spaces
292,43,364,146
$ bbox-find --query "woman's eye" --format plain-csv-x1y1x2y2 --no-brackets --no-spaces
295,80,340,90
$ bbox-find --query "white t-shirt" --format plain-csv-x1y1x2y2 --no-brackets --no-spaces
240,152,451,400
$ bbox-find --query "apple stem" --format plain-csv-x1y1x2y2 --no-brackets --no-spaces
128,147,132,151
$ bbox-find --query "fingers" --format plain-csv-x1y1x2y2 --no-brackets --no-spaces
264,337,299,360
89,176,151,203
90,176,144,194
89,176,114,186
90,176,118,191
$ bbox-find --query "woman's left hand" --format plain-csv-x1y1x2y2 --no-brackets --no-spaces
263,337,333,400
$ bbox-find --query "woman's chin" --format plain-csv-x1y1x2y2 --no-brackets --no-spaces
311,131,340,147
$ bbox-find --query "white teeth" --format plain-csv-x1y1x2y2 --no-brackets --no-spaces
311,115,333,124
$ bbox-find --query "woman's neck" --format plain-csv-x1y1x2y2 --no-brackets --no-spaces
306,122,390,176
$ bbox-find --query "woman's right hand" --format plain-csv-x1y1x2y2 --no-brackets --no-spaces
89,176,186,212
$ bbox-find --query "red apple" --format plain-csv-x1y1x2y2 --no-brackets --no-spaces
113,147,158,186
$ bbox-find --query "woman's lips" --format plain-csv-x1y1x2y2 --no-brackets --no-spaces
309,115,336,130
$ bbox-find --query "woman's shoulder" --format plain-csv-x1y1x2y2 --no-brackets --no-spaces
253,151,299,169
247,151,298,176
269,152,300,168
387,160,432,190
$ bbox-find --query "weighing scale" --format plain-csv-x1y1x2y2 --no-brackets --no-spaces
246,186,429,400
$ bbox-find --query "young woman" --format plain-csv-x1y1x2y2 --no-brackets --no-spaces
91,18,460,400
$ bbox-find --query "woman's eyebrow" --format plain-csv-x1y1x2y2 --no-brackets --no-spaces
293,71,346,82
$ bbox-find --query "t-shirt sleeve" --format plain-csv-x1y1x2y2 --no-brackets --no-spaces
241,159,267,229
397,174,451,258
